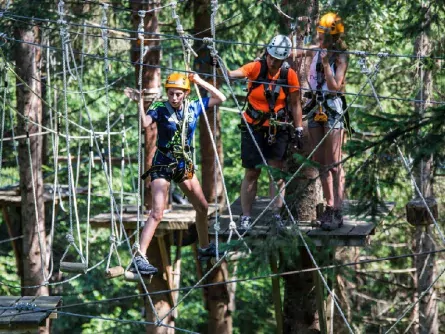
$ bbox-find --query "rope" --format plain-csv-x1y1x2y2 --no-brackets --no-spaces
134,9,160,325
385,266,445,333
58,0,84,264
2,35,444,105
101,3,119,272
361,56,445,244
211,0,220,260
3,12,445,60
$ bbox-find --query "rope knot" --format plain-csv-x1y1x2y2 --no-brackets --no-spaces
213,222,221,232
132,242,140,250
170,2,177,10
138,10,146,18
377,51,389,58
202,37,213,45
109,235,116,243
65,234,75,244
176,24,184,34
228,221,237,230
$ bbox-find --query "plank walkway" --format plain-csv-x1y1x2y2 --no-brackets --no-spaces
90,203,219,232
0,296,61,333
209,197,395,247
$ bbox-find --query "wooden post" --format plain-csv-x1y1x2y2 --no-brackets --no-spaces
314,272,328,334
270,254,283,334
406,197,438,334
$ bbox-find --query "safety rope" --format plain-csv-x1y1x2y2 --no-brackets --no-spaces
210,0,220,260
58,0,85,265
101,3,120,272
133,9,160,324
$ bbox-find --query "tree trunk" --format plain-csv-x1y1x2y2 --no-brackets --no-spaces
411,3,437,333
14,22,49,333
193,1,232,333
283,0,322,332
130,2,169,333
194,0,224,205
130,0,161,211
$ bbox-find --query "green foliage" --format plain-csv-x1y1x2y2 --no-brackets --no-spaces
0,0,444,333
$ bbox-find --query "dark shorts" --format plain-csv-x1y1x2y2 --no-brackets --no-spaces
241,124,289,169
149,150,193,183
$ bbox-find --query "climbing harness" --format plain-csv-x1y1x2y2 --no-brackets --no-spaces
142,100,195,184
245,58,293,144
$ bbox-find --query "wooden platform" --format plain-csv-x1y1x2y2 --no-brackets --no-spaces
90,203,219,232
209,197,395,247
0,296,61,333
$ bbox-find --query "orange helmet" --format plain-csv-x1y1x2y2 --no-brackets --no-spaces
164,73,190,91
317,13,344,35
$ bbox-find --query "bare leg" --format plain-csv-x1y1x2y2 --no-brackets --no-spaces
139,178,169,254
308,127,332,204
179,175,209,248
241,168,261,217
268,159,285,211
324,129,344,209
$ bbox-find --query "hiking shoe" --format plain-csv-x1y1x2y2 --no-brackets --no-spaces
198,242,224,261
129,255,158,275
238,215,252,234
333,209,344,227
319,206,342,231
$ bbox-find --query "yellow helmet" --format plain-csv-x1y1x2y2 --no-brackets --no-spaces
317,13,344,35
164,72,190,91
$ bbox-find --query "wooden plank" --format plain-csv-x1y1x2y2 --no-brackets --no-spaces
90,204,218,231
10,296,61,326
0,296,36,326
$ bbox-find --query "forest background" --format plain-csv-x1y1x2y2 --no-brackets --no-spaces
0,0,443,333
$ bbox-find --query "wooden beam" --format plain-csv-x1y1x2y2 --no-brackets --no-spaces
157,235,177,318
314,273,328,334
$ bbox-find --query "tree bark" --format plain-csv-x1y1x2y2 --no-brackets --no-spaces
130,2,169,333
193,2,232,333
411,3,437,333
14,22,49,333
130,0,161,211
194,0,225,206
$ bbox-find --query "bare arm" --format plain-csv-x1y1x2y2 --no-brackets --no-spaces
124,87,153,128
321,50,348,92
289,91,303,128
189,73,226,109
139,98,153,128
227,68,246,79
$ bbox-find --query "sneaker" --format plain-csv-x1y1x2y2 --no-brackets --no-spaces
129,255,158,275
238,215,252,233
319,206,342,231
198,242,224,261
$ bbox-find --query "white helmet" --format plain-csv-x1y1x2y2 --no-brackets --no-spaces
266,34,292,60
